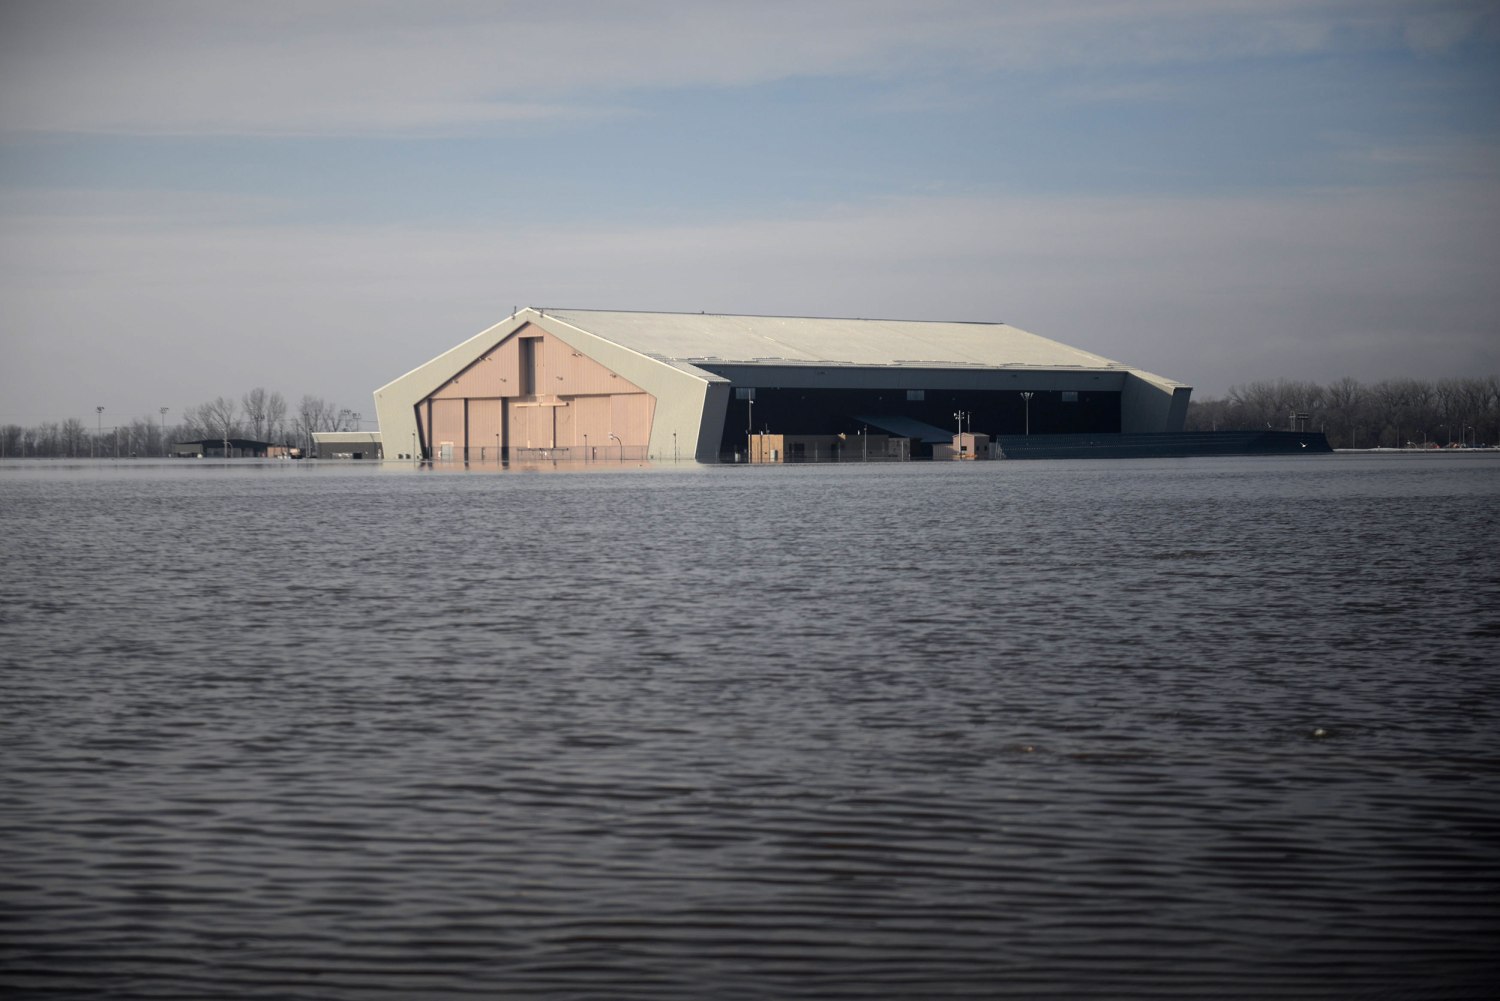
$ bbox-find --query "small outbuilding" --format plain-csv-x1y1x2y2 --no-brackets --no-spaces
312,431,384,460
934,432,994,460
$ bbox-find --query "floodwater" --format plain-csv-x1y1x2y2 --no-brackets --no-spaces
2,454,1498,1000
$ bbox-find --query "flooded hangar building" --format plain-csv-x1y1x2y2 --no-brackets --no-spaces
372,308,1191,462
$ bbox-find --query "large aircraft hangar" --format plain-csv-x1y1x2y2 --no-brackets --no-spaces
372,308,1191,462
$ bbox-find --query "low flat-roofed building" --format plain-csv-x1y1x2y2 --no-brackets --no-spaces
312,431,384,460
172,438,277,458
373,308,1192,463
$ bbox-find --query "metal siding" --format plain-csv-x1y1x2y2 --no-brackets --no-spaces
509,401,555,449
495,333,521,392
610,393,654,446
431,353,505,399
469,398,502,456
571,396,612,449
554,399,576,447
430,398,465,452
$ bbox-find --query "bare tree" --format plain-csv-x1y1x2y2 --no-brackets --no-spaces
265,391,288,444
61,418,86,457
198,396,241,441
1323,377,1365,448
1228,381,1281,429
242,388,270,441
293,395,344,452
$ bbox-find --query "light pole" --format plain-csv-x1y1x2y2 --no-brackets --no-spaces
609,432,622,462
95,406,103,458
1466,425,1476,447
160,407,169,457
747,396,754,463
1019,392,1034,435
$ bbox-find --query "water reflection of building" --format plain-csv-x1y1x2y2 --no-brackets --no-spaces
372,308,1191,463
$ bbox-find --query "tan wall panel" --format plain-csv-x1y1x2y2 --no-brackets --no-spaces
611,393,655,446
508,401,555,449
494,332,521,391
468,398,502,454
430,398,465,451
427,324,644,402
431,355,502,399
429,324,533,399
570,396,612,446
556,343,644,396
554,400,576,447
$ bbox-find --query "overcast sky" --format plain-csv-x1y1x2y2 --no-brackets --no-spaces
2,0,1497,427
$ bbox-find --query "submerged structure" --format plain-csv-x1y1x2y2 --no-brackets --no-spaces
372,308,1191,462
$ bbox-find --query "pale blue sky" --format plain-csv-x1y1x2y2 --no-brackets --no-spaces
2,1,1497,426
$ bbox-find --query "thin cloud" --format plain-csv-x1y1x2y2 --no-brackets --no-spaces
1,0,1487,138
4,179,1496,415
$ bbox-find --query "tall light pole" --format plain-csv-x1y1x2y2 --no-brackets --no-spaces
95,406,103,458
609,432,622,461
1020,392,1034,435
160,407,169,457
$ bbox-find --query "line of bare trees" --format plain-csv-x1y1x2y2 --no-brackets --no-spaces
1187,376,1500,449
0,389,361,459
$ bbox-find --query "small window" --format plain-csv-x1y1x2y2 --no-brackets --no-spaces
906,390,925,401
1061,391,1078,403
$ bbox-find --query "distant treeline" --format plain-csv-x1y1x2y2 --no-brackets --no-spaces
0,389,360,458
1187,376,1499,448
6,376,1497,458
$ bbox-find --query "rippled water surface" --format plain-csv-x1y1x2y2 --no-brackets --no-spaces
3,454,1498,999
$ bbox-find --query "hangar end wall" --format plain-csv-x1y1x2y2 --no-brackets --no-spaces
414,322,657,460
